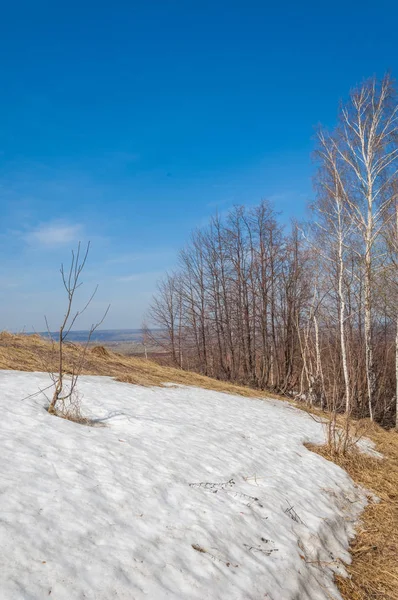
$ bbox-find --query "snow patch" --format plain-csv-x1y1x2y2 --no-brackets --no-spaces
0,371,366,599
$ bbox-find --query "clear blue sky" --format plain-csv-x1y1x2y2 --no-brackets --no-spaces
0,0,397,330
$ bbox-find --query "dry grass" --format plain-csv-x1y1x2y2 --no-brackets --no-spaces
0,332,280,399
1,331,397,599
308,422,398,600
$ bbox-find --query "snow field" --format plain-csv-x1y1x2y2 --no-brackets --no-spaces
0,371,366,599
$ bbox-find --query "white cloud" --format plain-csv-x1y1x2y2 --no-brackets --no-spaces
116,274,142,283
106,250,174,265
116,271,165,284
24,221,82,247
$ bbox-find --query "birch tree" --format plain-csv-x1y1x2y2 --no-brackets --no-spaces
331,75,398,419
381,192,398,428
314,133,354,413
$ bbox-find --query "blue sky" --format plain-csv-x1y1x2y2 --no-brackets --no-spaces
1,1,397,330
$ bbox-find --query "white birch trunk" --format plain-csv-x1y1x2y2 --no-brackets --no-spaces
338,224,350,414
364,204,375,421
313,313,325,410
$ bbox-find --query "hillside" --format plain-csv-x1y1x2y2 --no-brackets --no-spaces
0,332,279,398
0,332,397,599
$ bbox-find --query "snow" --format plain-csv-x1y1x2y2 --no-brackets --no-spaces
0,370,366,600
357,437,383,458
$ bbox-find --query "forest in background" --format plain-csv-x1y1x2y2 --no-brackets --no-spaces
148,75,398,428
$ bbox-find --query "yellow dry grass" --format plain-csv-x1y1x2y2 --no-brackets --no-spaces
0,331,397,599
0,331,280,399
308,422,398,600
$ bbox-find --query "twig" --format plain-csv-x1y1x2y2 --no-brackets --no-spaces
191,544,238,568
189,478,236,491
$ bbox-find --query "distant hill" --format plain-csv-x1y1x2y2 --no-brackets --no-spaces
29,329,146,343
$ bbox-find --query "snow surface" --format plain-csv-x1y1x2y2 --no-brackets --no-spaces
0,370,366,600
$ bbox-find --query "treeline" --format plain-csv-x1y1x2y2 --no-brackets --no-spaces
148,75,398,428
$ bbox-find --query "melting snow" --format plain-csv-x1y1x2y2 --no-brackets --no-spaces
0,370,366,599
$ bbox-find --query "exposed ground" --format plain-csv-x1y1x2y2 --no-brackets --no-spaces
0,331,397,599
310,427,398,599
0,331,281,399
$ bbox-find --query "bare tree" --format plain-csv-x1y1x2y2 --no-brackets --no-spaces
314,133,354,413
381,192,398,428
141,321,150,360
47,242,109,418
147,83,398,430
148,273,184,366
331,75,398,419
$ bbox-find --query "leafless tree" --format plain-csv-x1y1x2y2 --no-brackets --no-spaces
331,75,398,419
381,191,398,428
313,133,355,413
148,273,184,366
47,242,110,418
146,76,398,429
